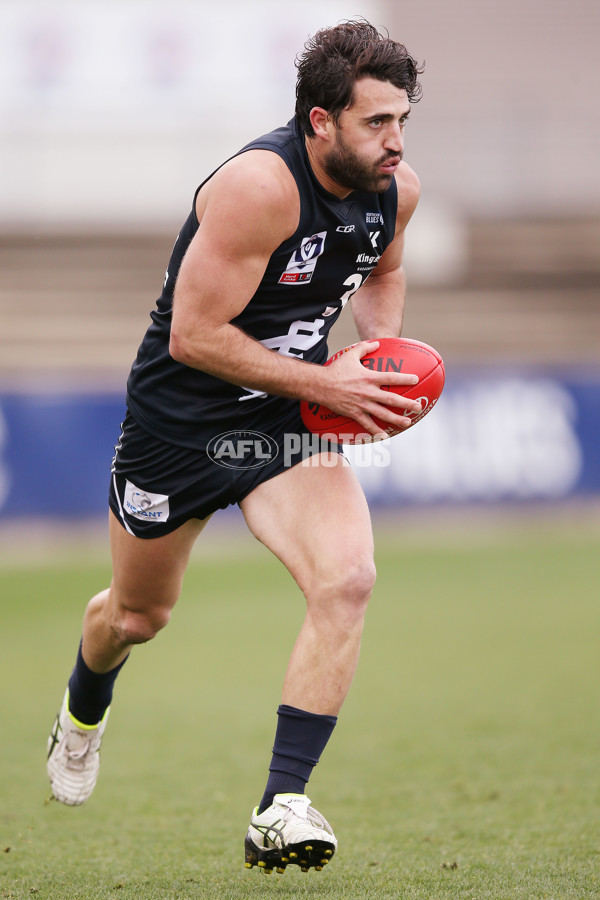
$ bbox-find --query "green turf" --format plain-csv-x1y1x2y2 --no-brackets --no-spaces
1,519,599,898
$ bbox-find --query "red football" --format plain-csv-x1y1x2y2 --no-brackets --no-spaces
300,337,445,444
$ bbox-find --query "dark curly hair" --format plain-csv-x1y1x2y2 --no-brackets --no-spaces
295,19,423,136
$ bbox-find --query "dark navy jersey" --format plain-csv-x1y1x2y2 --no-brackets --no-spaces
126,116,398,448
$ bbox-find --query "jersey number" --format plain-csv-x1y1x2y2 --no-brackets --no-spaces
339,274,363,308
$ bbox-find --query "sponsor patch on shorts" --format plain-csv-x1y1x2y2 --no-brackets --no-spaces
124,480,170,523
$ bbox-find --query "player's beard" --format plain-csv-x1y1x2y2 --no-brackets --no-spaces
323,129,401,194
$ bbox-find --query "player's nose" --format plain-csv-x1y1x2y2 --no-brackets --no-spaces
383,122,404,154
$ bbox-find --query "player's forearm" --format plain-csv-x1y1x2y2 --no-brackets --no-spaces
170,321,421,431
169,321,328,402
351,267,406,340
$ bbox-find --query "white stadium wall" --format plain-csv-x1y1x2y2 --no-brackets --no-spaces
0,0,599,227
0,0,384,227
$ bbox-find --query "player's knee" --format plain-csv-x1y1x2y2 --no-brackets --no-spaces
113,605,172,647
317,554,376,612
342,557,376,608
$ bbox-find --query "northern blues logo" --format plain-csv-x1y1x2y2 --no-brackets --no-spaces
279,231,327,284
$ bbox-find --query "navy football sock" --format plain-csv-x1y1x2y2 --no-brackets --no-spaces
67,640,129,726
258,704,337,814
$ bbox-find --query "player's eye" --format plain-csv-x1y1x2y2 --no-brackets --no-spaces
369,118,383,128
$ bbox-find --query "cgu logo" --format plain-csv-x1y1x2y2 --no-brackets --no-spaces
361,356,404,372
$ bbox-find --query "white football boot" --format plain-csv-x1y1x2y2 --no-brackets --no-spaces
46,689,109,806
245,793,337,875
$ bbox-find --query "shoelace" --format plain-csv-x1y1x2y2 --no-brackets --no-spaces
65,739,92,765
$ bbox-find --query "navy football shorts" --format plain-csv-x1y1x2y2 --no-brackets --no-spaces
109,408,344,538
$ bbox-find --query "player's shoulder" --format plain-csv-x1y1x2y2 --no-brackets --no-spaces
206,150,298,210
394,162,420,214
197,149,299,237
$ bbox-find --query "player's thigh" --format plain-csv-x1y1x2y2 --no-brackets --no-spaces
108,509,208,614
239,452,375,597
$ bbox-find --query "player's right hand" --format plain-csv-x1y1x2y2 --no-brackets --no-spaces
319,340,422,439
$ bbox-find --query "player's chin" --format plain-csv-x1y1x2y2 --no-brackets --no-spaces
374,173,395,191
362,170,394,193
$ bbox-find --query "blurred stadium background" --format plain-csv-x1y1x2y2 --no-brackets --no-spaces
1,0,599,549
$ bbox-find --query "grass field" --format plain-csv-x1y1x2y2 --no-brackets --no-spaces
1,512,599,899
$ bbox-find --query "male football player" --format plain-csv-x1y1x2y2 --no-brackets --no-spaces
47,19,423,874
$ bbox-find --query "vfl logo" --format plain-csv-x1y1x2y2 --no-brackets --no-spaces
298,234,324,261
207,431,279,469
366,212,383,225
278,231,327,284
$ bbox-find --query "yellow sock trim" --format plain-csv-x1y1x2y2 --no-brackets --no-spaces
65,688,106,730
67,711,99,731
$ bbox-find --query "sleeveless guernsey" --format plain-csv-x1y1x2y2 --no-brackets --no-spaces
126,116,398,448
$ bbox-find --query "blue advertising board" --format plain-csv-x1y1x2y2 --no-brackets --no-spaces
0,393,126,518
0,370,599,519
346,369,600,505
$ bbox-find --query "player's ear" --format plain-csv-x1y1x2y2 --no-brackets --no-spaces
309,107,333,140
